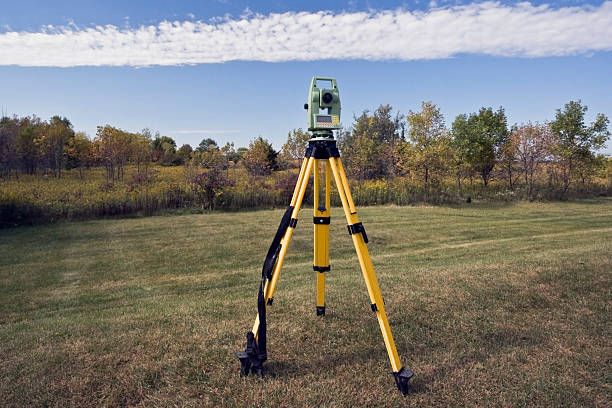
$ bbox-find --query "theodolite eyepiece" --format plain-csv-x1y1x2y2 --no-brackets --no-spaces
306,77,342,134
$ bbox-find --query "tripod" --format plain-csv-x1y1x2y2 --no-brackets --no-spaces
236,136,414,395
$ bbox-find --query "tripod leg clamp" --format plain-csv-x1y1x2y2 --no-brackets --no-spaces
347,222,369,243
313,216,330,225
392,367,414,395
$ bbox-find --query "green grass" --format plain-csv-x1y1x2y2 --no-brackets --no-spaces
1,199,611,407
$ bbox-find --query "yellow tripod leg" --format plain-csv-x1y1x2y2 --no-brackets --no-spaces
328,156,413,394
251,156,315,337
313,159,331,315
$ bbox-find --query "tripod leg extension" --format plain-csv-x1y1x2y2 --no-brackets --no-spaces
313,159,331,315
250,156,315,338
237,156,314,378
328,157,414,395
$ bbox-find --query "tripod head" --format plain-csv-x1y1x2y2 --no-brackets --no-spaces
304,77,341,137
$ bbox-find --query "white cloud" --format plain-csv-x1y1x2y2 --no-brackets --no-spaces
1,1,611,67
169,129,241,135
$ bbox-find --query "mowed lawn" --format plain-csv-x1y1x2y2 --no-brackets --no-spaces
1,200,611,407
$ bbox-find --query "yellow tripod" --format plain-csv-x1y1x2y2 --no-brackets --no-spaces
236,138,414,395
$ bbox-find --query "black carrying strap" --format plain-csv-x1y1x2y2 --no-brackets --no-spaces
237,205,295,376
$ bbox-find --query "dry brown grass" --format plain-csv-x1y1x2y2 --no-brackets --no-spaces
1,199,611,407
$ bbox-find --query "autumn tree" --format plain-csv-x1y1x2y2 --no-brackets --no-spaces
16,117,43,175
65,131,94,179
400,101,452,187
243,136,278,176
94,125,136,182
511,123,554,197
0,116,19,177
222,142,242,164
498,127,520,190
550,100,610,196
452,107,508,186
39,116,74,178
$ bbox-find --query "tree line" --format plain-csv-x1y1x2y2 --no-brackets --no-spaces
1,99,609,200
337,100,609,198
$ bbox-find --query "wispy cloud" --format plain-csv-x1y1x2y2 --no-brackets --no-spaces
169,129,241,135
1,1,611,67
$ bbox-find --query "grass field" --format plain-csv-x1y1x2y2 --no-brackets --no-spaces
1,199,611,407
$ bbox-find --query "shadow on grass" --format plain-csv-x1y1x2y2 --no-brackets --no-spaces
262,348,430,395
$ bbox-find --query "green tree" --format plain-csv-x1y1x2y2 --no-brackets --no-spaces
279,128,310,169
177,144,193,163
550,100,610,196
452,107,508,186
338,105,404,179
151,135,178,164
192,144,226,170
243,136,278,176
400,101,452,186
236,147,248,161
221,142,242,164
197,138,218,153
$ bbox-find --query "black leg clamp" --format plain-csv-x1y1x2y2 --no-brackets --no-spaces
236,331,265,378
393,367,414,395
313,216,330,225
347,222,369,243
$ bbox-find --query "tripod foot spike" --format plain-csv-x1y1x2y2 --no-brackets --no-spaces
236,332,265,378
316,305,326,316
393,367,414,395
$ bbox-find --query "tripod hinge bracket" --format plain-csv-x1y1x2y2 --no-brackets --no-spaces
313,216,330,225
304,140,340,159
289,218,298,228
313,265,330,273
347,222,369,243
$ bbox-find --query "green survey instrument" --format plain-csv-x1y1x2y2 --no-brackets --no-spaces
305,77,342,133
236,77,414,395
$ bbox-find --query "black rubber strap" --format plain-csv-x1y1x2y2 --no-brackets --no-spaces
253,205,294,365
313,265,330,273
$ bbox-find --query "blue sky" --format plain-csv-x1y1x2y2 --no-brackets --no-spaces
1,0,611,154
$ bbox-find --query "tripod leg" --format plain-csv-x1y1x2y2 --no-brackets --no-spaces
313,159,331,315
250,156,315,337
328,156,414,395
